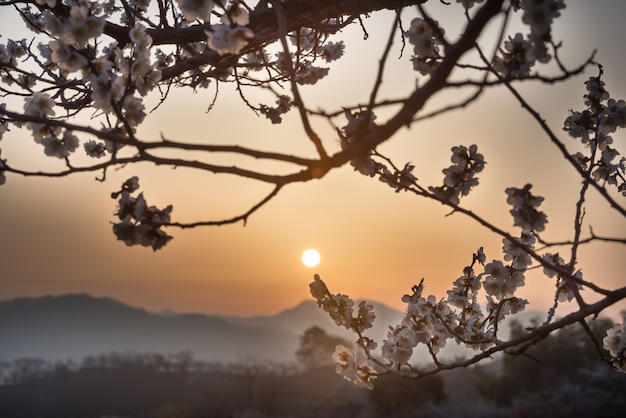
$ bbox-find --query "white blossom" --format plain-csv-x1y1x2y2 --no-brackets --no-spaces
318,41,345,62
505,184,548,232
176,0,214,22
206,24,254,56
332,344,377,390
41,130,79,158
84,140,107,158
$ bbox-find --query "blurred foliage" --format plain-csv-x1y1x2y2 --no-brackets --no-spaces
1,317,625,417
295,326,348,370
473,316,626,417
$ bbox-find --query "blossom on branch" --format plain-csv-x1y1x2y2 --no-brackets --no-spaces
332,344,377,390
206,24,254,56
176,0,214,22
505,184,548,232
604,320,626,372
404,17,443,76
111,177,173,251
429,145,485,205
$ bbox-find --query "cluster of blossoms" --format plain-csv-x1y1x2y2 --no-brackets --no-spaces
206,2,253,56
493,33,535,78
429,145,485,206
111,177,173,251
505,183,548,232
494,0,565,78
176,0,214,22
246,23,344,119
603,319,626,373
281,25,344,85
339,109,380,175
309,274,378,388
311,242,537,388
0,38,26,67
310,274,376,334
332,344,377,390
404,17,443,76
338,109,419,193
44,5,105,48
259,95,291,124
563,76,626,194
540,252,583,303
124,24,163,96
22,92,79,158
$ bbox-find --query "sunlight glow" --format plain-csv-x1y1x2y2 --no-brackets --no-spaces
301,249,321,268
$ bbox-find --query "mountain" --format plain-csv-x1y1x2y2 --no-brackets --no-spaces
0,294,294,363
0,294,406,364
0,294,544,364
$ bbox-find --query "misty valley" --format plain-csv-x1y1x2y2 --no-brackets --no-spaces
1,295,625,417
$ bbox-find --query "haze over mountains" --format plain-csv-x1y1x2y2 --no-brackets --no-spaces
0,294,540,364
0,294,402,363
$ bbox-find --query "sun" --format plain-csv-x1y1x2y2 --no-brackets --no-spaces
301,249,321,268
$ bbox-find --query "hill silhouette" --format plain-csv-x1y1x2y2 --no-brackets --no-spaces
0,294,543,363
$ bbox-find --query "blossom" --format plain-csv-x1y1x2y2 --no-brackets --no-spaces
505,184,548,232
476,247,486,265
353,301,376,333
563,110,594,144
49,40,87,72
382,325,419,366
318,41,345,62
502,234,535,270
493,33,534,78
87,70,123,113
309,274,328,301
309,275,356,329
59,6,105,48
404,17,441,58
556,272,583,302
483,260,524,300
206,24,254,56
260,95,291,124
112,179,173,251
429,145,485,205
404,16,443,76
176,0,214,22
583,76,609,113
40,130,79,158
289,28,316,51
541,252,565,278
122,96,146,127
24,92,55,117
327,294,354,328
0,39,26,64
122,176,140,193
603,322,626,358
332,344,377,390
599,98,626,135
221,3,249,26
84,140,107,158
295,61,329,85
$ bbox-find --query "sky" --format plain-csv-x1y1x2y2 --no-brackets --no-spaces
1,1,625,319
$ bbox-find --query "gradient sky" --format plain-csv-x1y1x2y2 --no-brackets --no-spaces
1,1,625,318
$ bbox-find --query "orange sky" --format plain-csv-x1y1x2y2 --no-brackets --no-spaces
1,2,625,318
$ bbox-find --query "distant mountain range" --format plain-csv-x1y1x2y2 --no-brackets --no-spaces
0,294,542,364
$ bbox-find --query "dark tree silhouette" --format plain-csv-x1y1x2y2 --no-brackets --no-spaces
296,326,348,370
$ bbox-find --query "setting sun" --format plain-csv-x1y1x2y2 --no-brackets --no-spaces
301,249,321,268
